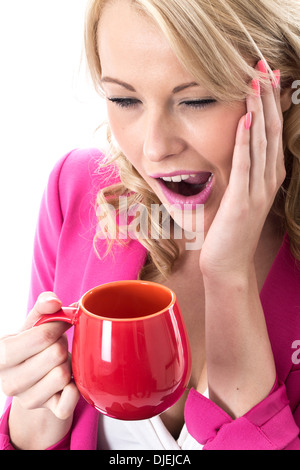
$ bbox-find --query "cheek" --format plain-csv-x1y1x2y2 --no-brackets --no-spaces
107,109,138,157
194,105,245,173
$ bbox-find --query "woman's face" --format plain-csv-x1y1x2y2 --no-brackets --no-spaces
98,0,246,240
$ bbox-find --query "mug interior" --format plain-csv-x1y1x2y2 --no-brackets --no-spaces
82,281,174,320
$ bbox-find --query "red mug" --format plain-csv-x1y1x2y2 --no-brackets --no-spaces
34,280,192,420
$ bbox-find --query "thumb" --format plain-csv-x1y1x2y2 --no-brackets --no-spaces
21,292,63,331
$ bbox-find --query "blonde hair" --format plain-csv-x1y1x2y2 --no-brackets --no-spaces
85,0,300,280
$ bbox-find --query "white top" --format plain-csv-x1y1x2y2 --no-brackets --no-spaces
97,390,208,450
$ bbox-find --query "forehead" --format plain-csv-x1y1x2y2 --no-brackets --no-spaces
97,0,190,80
98,0,162,49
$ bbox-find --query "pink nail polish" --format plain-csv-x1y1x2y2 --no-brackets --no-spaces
245,112,252,130
252,79,261,97
257,60,269,74
272,70,281,89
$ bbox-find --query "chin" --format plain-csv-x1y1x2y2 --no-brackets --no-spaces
160,204,205,252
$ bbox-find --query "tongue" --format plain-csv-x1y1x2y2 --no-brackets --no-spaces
185,172,212,185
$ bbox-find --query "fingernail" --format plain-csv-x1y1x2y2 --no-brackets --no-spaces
272,70,281,89
252,78,261,97
257,60,269,74
245,112,253,130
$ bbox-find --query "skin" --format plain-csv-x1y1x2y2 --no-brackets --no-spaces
99,7,244,235
0,0,293,449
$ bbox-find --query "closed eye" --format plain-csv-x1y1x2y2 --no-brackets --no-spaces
181,99,217,109
107,97,140,108
107,97,217,110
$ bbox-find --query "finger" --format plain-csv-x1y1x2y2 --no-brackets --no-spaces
0,321,70,370
269,71,286,181
246,79,267,193
22,292,63,331
228,113,251,197
45,381,80,420
16,356,73,411
257,61,282,125
257,64,283,182
0,335,69,397
260,72,282,134
272,71,283,118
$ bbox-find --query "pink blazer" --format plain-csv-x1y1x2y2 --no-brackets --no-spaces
1,148,300,450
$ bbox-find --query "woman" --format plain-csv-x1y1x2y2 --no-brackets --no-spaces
1,0,300,450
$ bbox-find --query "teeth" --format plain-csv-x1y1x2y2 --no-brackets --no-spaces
170,175,182,182
161,174,195,183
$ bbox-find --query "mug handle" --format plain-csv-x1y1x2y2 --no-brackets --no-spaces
33,306,78,327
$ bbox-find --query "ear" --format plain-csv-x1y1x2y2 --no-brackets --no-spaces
280,86,293,112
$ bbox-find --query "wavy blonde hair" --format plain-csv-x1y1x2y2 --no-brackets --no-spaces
85,0,300,280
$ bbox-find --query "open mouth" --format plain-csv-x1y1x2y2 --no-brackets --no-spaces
159,172,213,196
153,171,214,208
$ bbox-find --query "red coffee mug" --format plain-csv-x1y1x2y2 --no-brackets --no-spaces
34,280,191,420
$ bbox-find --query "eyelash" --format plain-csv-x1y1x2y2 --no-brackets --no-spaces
182,99,217,109
107,98,140,108
107,97,217,110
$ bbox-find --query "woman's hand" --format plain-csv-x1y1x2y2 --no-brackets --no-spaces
198,61,284,417
200,61,285,279
0,292,80,448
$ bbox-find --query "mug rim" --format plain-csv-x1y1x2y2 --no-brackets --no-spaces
79,280,177,322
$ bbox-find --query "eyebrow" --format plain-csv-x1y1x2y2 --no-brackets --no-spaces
101,77,136,91
172,82,199,93
100,77,199,94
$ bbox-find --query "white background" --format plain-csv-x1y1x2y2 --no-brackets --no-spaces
0,1,107,412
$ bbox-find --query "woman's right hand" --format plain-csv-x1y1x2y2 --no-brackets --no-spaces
0,292,80,420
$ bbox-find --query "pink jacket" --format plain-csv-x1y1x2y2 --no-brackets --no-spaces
1,148,300,450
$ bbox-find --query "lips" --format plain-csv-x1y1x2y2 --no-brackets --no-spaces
151,171,214,209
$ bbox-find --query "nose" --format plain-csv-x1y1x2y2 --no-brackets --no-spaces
143,109,186,162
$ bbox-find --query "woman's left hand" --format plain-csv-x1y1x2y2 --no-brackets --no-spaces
199,62,286,280
198,61,286,417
